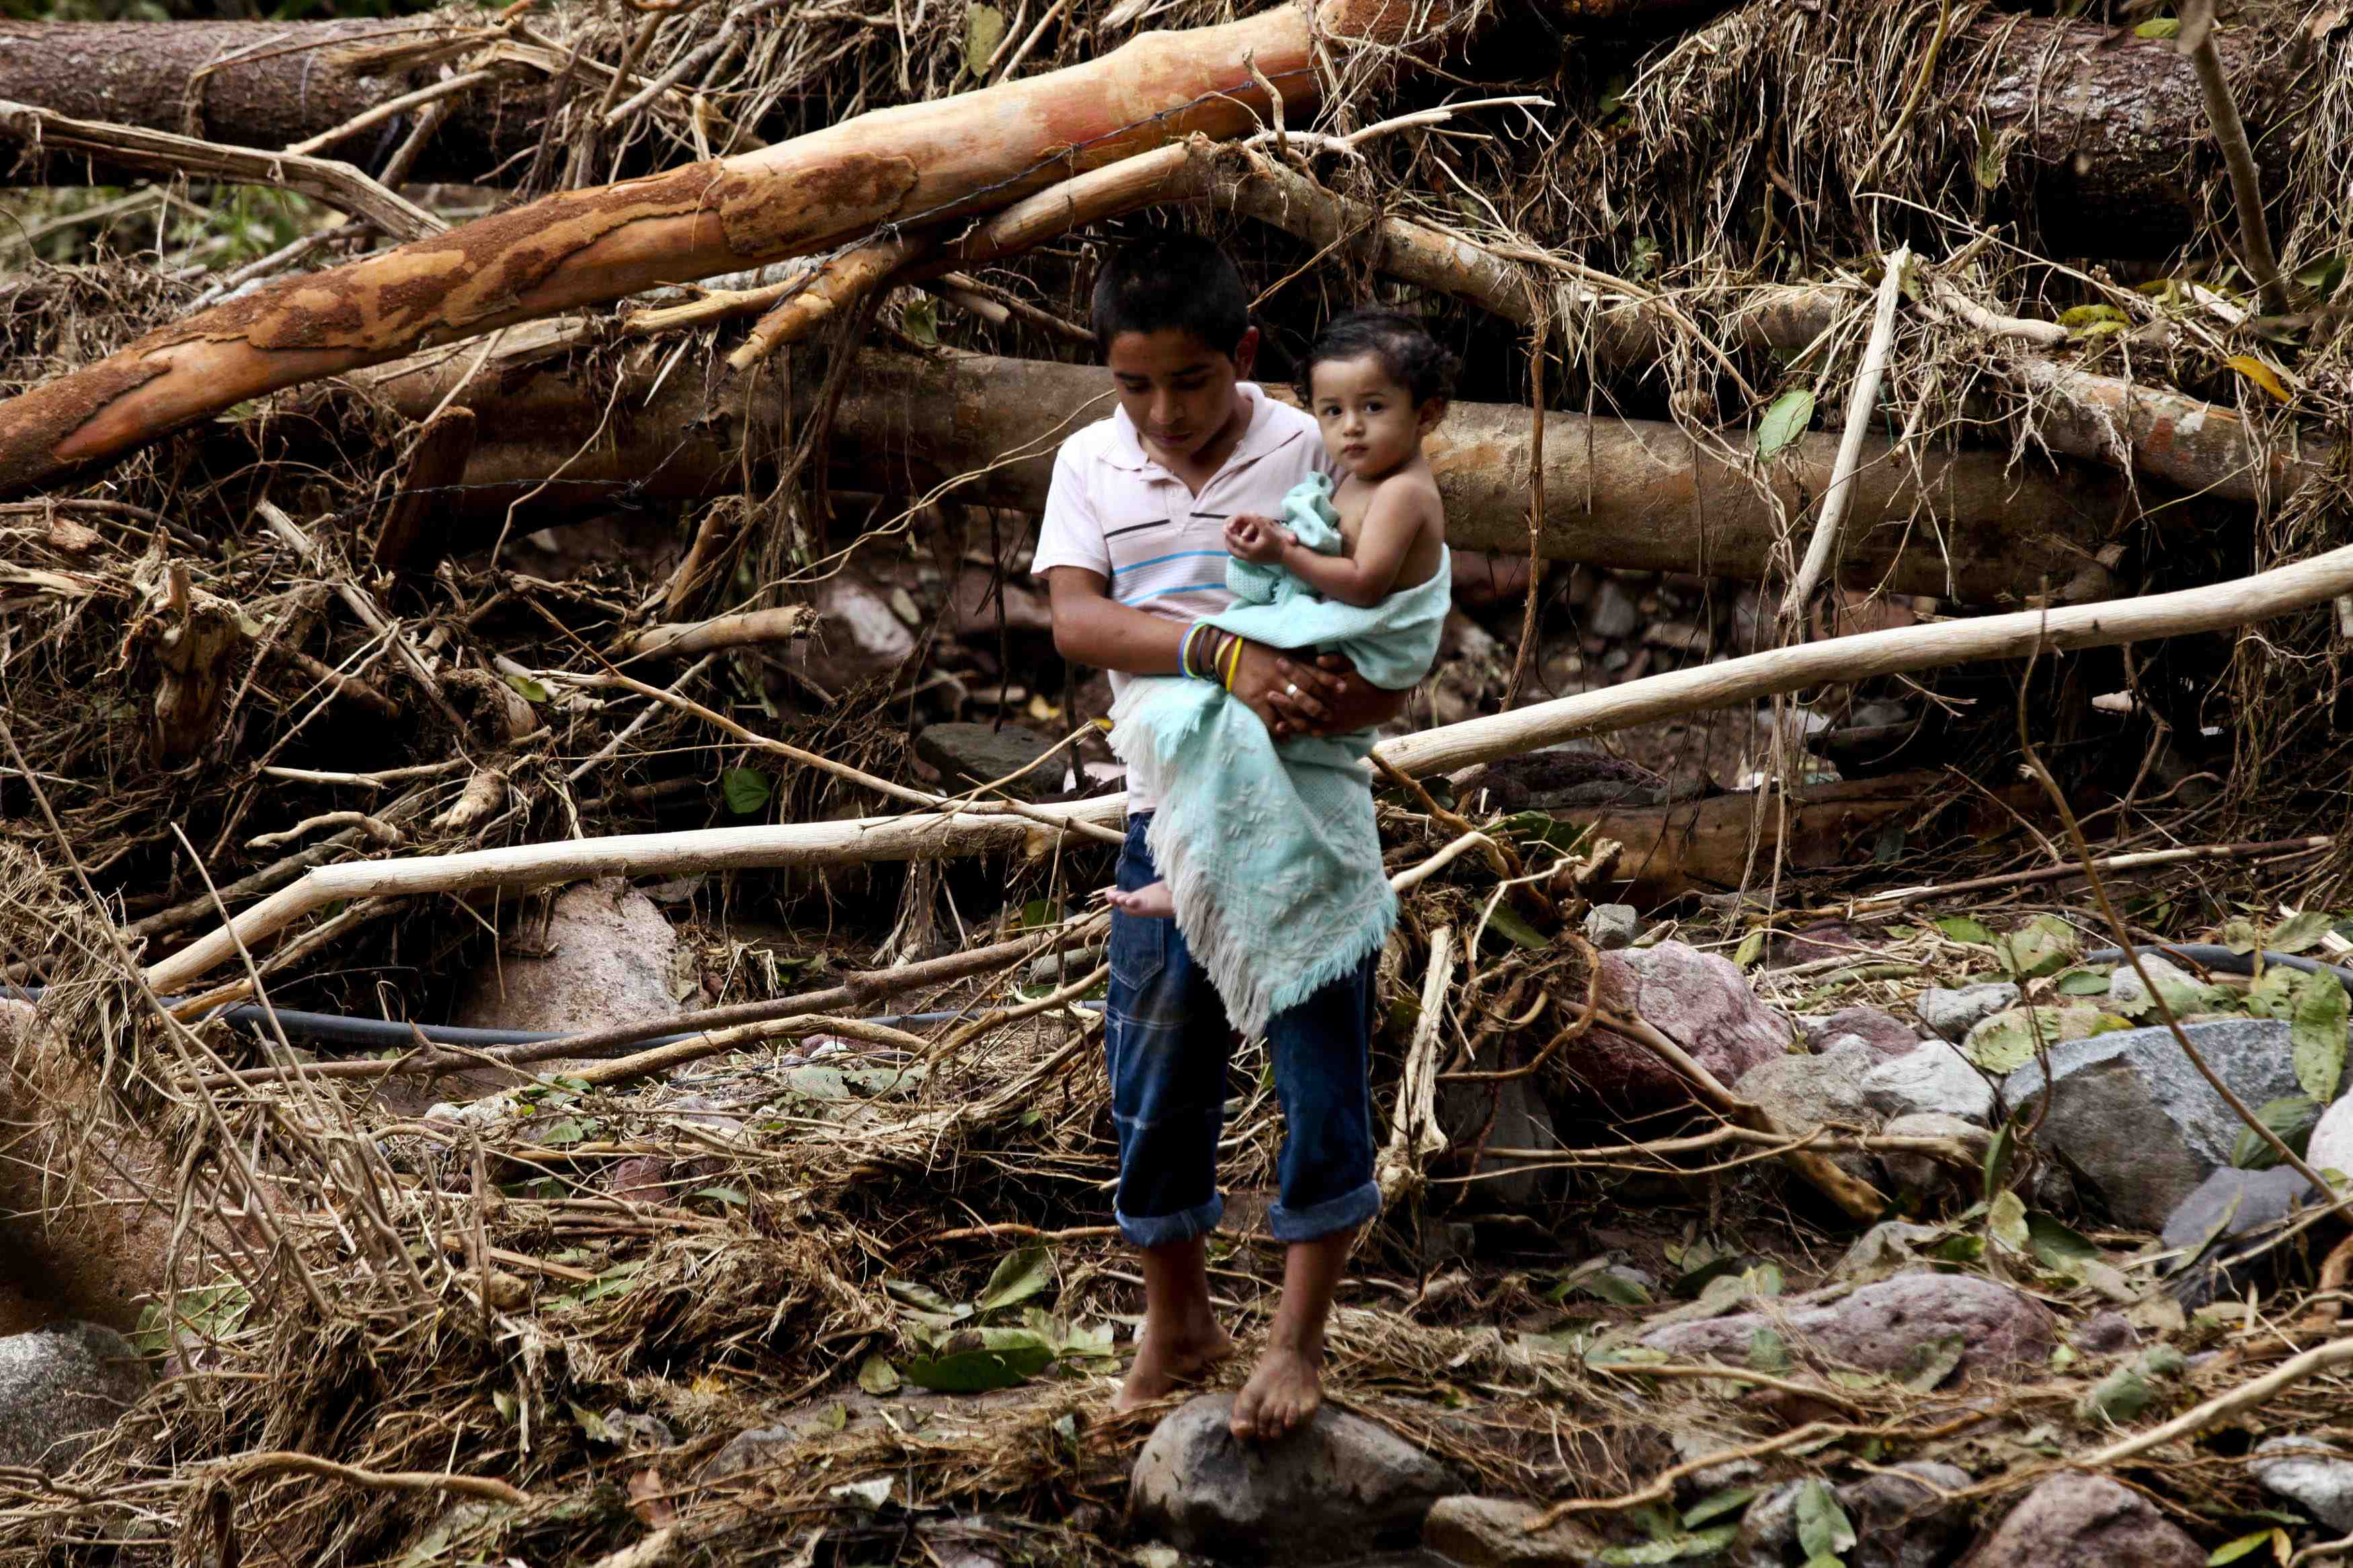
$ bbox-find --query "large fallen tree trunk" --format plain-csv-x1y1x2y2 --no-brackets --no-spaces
141,536,2353,995
385,345,2126,602
0,0,1431,499
0,17,556,187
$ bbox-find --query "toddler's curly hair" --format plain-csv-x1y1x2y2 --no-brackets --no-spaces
1295,308,1459,407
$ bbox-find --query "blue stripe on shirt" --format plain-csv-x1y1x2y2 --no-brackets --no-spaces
1117,548,1230,575
1119,579,1230,606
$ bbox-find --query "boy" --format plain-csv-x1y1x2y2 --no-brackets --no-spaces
1033,233,1404,1440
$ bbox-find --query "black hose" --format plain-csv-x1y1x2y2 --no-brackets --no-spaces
2083,943,2353,996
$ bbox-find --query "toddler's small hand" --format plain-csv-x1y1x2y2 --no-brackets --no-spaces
1225,515,1288,565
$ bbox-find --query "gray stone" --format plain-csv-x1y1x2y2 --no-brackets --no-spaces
1957,1473,2200,1568
1915,984,2018,1044
1577,943,1793,1112
914,723,1062,802
1845,1461,1972,1568
452,878,684,1040
1027,942,1106,987
795,573,917,692
1439,1074,1566,1211
1583,904,1640,951
2307,1094,2353,1179
1863,1043,1996,1126
2000,1020,2305,1231
2249,1436,2353,1530
1421,1495,1604,1567
1734,1038,1882,1182
2159,1165,2322,1307
1807,1005,1921,1060
1131,1393,1457,1563
1642,1272,2058,1383
1732,1481,1804,1565
1588,578,1640,639
1877,1112,1993,1202
2070,1311,2140,1356
0,1322,152,1470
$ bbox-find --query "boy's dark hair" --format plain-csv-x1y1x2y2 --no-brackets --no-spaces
1297,308,1459,406
1091,233,1251,358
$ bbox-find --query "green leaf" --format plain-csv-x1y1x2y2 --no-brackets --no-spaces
1934,915,1994,946
1794,1480,1857,1561
857,1354,901,1395
902,294,939,347
1733,929,1766,970
2077,1364,2156,1425
1903,1332,1966,1392
2233,1096,2321,1171
504,672,551,704
691,1186,748,1208
1988,1189,2032,1253
2209,1528,2290,1565
2135,15,2180,37
818,1401,848,1432
537,1116,587,1147
1998,914,2082,979
883,1277,967,1316
2055,968,2110,997
1596,1526,1740,1565
2295,256,2348,299
1498,811,1591,854
1681,1486,1757,1530
973,1244,1055,1315
2058,303,2129,329
2290,968,2349,1102
1579,1270,1654,1307
2221,918,2261,955
2246,965,2300,1020
1747,1326,1793,1373
962,1,1007,77
1984,1114,2018,1196
1754,390,1815,459
2025,1210,2102,1269
1484,904,1552,951
2270,909,2334,955
902,1327,1057,1391
721,767,773,815
1972,123,2013,190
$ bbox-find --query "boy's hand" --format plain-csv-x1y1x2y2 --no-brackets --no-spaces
1230,643,1403,738
1224,515,1290,566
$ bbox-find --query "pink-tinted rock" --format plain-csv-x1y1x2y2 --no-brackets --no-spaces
1806,1005,1921,1061
1642,1272,2058,1384
1957,1475,2200,1568
453,878,684,1040
1568,942,1792,1110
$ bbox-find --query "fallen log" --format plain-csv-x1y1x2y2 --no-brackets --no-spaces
0,0,1435,499
141,537,2353,995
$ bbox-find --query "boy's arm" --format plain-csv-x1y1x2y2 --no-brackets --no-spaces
1269,481,1424,608
1045,568,1399,736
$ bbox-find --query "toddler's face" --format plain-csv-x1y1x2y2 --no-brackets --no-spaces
1307,354,1436,482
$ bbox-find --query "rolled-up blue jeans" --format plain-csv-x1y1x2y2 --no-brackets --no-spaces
1105,813,1380,1249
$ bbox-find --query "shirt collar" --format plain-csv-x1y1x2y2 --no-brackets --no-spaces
1105,380,1302,476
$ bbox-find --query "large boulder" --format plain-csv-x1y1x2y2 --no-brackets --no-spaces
452,878,686,1040
1999,1020,2305,1230
1130,1393,1456,1563
1864,1042,1995,1126
913,722,1062,802
1734,1038,1882,1182
1642,1272,2057,1384
1566,943,1792,1111
0,1321,152,1470
1957,1474,2200,1567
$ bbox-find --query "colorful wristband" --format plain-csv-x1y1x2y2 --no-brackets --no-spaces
1180,621,1203,679
1222,632,1243,691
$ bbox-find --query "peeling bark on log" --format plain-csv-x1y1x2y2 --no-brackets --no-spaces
0,18,555,187
389,346,2122,603
0,0,1430,499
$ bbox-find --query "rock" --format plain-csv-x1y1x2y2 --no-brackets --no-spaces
1449,745,1694,813
1421,1495,1604,1567
914,722,1062,802
2069,1311,2139,1356
795,573,917,692
2308,1094,2353,1178
1451,550,1538,611
2249,1436,2353,1530
1734,1481,1804,1563
1027,942,1107,987
2159,1165,2323,1307
1845,1460,1971,1568
1583,904,1640,952
452,878,684,1040
1957,1474,2201,1568
1130,1393,1457,1563
0,1321,152,1469
1863,1043,1996,1126
1570,943,1792,1112
1734,1038,1882,1182
2000,1020,2305,1231
1439,1073,1566,1211
1876,1112,1991,1202
1915,983,2019,1044
1588,577,1640,638
1806,1005,1921,1061
947,564,1054,636
1642,1272,2057,1383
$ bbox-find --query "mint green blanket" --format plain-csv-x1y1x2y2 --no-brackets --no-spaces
1107,474,1451,1035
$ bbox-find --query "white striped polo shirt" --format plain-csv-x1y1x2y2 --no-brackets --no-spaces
1033,382,1332,809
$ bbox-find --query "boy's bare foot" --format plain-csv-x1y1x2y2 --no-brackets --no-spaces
1230,1335,1323,1440
1115,1313,1234,1412
1103,880,1175,919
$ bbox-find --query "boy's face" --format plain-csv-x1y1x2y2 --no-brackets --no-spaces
1105,326,1258,465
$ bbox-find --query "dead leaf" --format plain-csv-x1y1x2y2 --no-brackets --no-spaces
627,1467,676,1528
2224,354,2294,404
